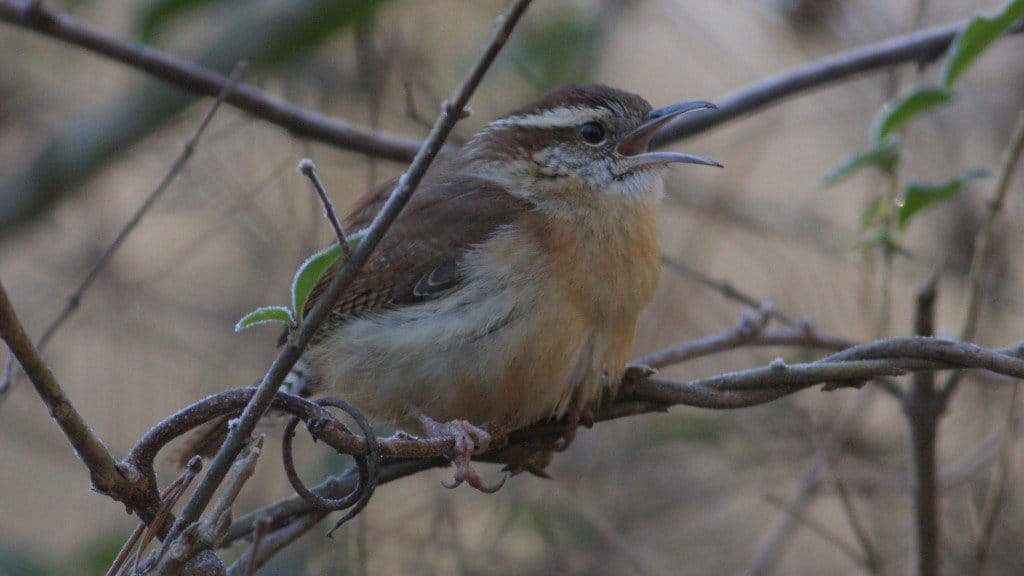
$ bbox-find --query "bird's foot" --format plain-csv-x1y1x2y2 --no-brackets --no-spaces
623,363,658,385
555,391,595,452
417,415,507,493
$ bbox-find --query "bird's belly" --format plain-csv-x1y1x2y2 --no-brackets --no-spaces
304,277,613,431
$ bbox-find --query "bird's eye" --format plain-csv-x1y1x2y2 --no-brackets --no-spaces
578,121,606,145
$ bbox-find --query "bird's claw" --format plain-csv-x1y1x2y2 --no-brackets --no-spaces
417,416,507,494
623,363,657,384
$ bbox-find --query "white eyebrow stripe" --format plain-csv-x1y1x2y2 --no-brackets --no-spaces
489,106,602,129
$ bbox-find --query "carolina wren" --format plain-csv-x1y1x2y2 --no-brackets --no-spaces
283,84,721,490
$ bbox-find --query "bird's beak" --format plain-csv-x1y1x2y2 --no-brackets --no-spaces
617,100,722,168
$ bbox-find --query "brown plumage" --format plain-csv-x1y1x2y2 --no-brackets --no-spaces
180,84,719,489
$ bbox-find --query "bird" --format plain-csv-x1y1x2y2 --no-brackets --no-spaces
183,84,721,491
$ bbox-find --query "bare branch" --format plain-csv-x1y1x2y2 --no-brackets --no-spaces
0,0,424,161
661,257,796,326
298,158,350,255
635,304,855,369
650,20,1023,146
0,280,128,496
153,437,264,575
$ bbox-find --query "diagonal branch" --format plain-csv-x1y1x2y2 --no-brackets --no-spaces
0,0,424,162
0,280,128,497
153,1,536,571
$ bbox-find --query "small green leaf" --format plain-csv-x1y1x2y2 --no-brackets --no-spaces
291,244,343,324
288,230,366,323
235,306,293,332
820,137,900,188
897,169,992,229
943,0,1024,87
872,86,954,141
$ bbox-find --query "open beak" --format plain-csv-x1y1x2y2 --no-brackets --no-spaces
617,100,722,168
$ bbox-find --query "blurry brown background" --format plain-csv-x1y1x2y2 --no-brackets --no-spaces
1,0,1023,574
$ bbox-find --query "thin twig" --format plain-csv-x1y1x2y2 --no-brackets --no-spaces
634,304,854,369
107,457,202,576
971,384,1021,572
831,475,884,575
761,493,870,571
242,516,272,576
155,436,264,575
661,257,796,326
940,112,1024,407
744,386,876,576
298,158,349,255
0,60,247,403
154,2,534,570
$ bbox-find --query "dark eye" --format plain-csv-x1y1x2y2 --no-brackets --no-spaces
578,121,606,145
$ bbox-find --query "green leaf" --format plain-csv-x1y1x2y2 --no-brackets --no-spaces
820,137,900,188
871,86,954,141
897,169,992,229
291,243,343,324
943,0,1024,87
235,306,294,332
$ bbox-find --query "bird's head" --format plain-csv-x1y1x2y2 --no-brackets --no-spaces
463,83,720,208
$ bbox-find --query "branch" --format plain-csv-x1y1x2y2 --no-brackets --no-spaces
116,333,1024,559
0,60,248,406
906,276,940,576
154,0,535,569
650,20,1022,146
634,303,855,369
0,280,128,496
0,0,424,162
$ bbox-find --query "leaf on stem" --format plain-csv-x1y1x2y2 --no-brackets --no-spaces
897,169,992,230
943,0,1024,87
235,306,293,332
872,86,954,142
820,137,900,188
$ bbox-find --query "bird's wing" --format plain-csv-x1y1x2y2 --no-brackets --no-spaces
301,166,531,336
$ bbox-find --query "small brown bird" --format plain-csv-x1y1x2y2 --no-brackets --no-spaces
180,84,719,487
287,84,720,490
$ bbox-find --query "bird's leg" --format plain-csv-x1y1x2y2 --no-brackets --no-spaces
416,414,507,493
555,389,595,452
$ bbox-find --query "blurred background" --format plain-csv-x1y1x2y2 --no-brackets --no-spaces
1,0,1023,574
